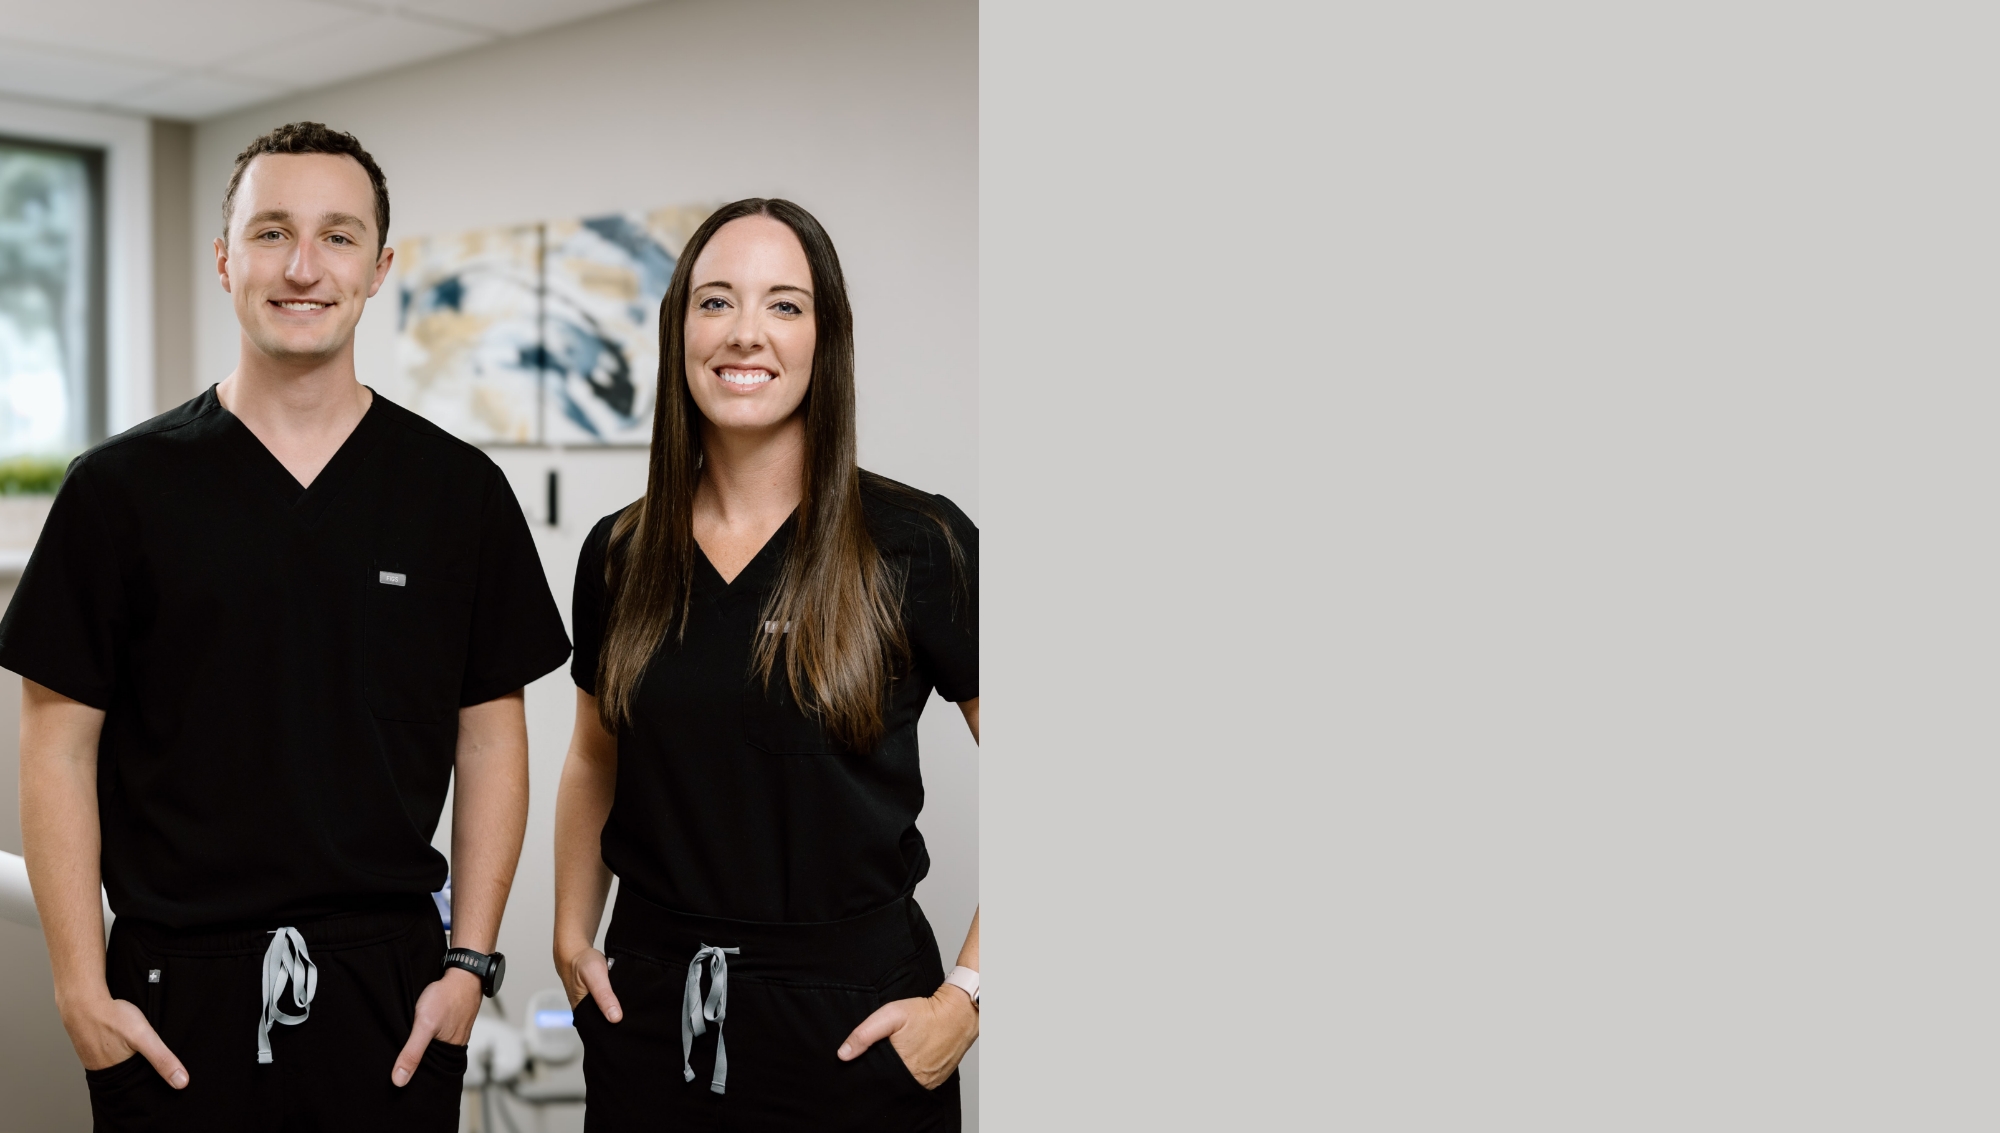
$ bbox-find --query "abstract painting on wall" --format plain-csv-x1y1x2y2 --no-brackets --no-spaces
396,224,543,443
396,204,713,446
543,206,710,445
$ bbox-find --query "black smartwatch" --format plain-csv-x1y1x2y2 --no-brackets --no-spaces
442,948,506,998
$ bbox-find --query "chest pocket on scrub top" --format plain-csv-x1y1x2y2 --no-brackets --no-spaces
741,663,848,756
363,563,475,724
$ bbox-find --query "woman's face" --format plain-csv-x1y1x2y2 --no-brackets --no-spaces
683,215,817,435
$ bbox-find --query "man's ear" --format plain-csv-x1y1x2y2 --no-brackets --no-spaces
214,236,232,294
367,243,396,299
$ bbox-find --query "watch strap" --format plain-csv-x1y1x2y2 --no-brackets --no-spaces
943,965,979,1006
443,947,498,996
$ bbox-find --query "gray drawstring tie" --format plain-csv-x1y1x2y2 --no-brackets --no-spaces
257,927,317,1064
682,944,740,1093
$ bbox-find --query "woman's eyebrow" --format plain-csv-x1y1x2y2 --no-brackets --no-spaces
692,281,812,297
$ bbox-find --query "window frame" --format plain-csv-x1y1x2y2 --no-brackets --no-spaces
0,133,108,452
0,96,156,442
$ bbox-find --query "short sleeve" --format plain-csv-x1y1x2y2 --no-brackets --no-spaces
0,461,128,709
906,495,977,703
570,512,620,696
457,465,572,706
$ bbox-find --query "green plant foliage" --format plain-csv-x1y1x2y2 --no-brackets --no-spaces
0,454,68,495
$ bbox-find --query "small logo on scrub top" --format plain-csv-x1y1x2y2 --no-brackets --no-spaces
379,571,407,587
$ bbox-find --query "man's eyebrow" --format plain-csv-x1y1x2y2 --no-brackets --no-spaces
242,210,370,232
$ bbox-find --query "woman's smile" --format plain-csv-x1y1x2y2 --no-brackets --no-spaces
718,366,775,387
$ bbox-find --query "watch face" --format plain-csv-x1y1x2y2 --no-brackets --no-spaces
489,952,506,995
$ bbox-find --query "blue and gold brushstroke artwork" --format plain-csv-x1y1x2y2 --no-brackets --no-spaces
544,206,710,445
395,224,543,443
393,205,711,446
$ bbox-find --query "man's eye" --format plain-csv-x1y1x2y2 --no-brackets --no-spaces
330,234,349,245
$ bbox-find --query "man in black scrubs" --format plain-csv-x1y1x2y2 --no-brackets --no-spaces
1,122,570,1129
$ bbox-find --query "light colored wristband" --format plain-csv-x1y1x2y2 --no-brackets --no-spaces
942,965,979,1007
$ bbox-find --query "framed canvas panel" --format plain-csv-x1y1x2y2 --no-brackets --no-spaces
397,206,710,446
395,224,544,443
542,206,710,446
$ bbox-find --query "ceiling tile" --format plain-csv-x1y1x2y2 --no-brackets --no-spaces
0,0,361,72
400,0,655,37
0,39,175,106
102,73,288,121
218,12,491,90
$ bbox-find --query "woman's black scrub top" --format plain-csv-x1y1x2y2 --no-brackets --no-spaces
571,481,977,924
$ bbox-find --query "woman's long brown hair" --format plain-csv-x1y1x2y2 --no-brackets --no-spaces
595,198,937,751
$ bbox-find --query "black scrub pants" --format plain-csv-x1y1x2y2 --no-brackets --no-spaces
87,897,467,1131
576,890,962,1132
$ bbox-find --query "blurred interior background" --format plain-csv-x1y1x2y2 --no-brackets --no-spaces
0,2,977,1128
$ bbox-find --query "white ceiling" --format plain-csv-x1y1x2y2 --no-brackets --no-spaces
0,0,659,121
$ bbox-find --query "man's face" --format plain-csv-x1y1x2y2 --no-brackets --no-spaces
215,153,392,365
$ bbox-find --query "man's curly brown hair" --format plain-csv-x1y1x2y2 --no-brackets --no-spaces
221,121,390,251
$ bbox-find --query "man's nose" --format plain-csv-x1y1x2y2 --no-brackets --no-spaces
285,239,320,285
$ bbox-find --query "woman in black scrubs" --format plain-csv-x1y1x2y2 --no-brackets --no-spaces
553,198,978,1131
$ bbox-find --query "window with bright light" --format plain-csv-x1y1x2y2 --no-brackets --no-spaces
0,138,104,462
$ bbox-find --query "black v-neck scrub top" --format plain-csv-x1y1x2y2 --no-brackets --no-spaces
571,482,978,925
0,387,572,929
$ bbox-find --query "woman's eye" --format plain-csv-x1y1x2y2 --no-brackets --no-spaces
774,301,801,315
699,296,728,310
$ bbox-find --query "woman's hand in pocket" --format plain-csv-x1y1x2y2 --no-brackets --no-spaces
836,987,978,1089
560,946,623,1022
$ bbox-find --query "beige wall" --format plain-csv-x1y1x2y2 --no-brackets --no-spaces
150,119,195,414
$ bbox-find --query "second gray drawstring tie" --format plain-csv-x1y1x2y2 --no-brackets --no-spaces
682,944,740,1094
257,927,317,1064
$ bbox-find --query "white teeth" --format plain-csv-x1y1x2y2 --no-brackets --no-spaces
279,301,326,311
720,369,772,386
